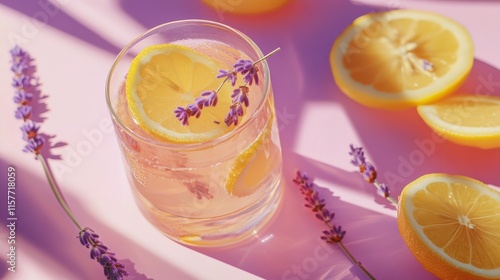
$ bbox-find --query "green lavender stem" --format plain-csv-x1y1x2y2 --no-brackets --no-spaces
37,153,82,230
337,241,377,280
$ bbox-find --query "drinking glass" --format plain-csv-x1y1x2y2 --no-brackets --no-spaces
106,19,283,246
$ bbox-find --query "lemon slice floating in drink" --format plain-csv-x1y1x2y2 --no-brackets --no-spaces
398,174,500,279
126,44,235,143
417,95,500,149
330,9,474,109
225,114,276,197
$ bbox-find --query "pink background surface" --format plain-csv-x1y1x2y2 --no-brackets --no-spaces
1,0,500,279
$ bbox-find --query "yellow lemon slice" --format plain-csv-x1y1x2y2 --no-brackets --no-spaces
201,0,289,14
417,95,500,149
330,9,474,109
398,173,500,279
126,44,234,143
225,114,277,197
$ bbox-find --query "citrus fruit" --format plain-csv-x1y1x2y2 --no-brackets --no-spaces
126,44,234,143
417,95,500,149
330,9,474,109
398,173,500,280
201,0,289,15
225,113,278,197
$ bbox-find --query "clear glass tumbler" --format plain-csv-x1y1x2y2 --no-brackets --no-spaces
106,19,283,246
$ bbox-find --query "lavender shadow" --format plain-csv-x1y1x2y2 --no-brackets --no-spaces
0,157,196,280
339,59,500,195
191,152,435,280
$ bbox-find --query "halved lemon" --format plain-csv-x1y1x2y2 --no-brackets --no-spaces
330,9,474,109
126,44,234,143
398,173,500,279
417,95,500,149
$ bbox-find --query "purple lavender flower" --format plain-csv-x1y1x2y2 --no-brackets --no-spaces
174,49,279,127
197,90,218,107
293,170,347,242
233,59,253,73
377,183,390,198
15,105,32,121
316,208,335,224
23,136,44,155
216,69,237,86
13,91,33,105
321,225,346,243
10,45,28,60
186,103,201,118
348,144,398,206
349,144,366,169
10,46,29,67
21,120,41,140
174,106,190,125
293,170,376,279
224,104,242,126
79,228,128,280
243,66,259,86
304,192,325,212
362,162,377,183
10,46,31,77
231,86,249,107
12,75,32,89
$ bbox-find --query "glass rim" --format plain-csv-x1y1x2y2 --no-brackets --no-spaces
105,19,271,149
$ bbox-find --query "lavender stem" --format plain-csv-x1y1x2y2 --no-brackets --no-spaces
253,47,280,65
337,241,377,280
373,181,399,206
37,153,82,230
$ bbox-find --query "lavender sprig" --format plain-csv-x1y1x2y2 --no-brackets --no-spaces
292,171,376,280
349,144,398,206
79,228,128,280
174,47,280,126
10,46,127,280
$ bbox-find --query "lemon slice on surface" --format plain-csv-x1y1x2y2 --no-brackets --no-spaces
201,0,289,14
398,174,500,280
417,95,500,149
126,44,234,143
225,114,277,197
330,9,474,109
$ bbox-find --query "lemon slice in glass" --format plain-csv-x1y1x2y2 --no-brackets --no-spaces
225,114,276,197
126,44,234,143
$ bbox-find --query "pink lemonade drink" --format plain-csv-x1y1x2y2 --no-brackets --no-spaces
106,20,283,246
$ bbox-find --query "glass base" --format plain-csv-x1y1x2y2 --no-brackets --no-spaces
132,175,284,247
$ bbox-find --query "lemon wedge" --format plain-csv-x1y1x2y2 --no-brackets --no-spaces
417,95,500,149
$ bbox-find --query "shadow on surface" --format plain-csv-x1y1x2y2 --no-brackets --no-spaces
1,0,120,53
0,156,197,280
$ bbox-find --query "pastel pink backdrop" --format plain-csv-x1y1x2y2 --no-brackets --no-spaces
1,0,499,279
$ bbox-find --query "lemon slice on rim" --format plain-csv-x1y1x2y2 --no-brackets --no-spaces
330,9,474,109
398,173,500,279
417,95,500,149
126,44,234,143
